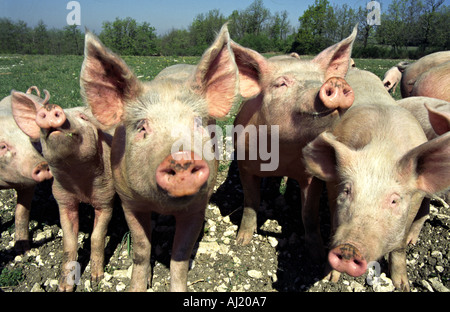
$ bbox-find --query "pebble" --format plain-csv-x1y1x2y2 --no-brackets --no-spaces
267,236,278,248
429,277,450,292
372,273,395,292
247,270,263,279
31,283,44,292
116,281,127,292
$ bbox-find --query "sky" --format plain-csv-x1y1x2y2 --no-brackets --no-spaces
1,0,447,35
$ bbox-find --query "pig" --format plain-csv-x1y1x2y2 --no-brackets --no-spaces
228,26,358,260
397,96,450,140
398,51,450,98
0,86,53,253
410,61,450,101
397,96,450,205
11,89,115,291
79,25,241,291
382,66,402,93
303,68,450,291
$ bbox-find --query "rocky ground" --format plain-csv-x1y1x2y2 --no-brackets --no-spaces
0,160,449,293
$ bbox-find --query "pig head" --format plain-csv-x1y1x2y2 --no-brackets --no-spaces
303,102,450,291
0,86,53,253
80,24,240,291
228,25,357,261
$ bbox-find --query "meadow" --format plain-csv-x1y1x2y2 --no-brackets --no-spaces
0,54,404,111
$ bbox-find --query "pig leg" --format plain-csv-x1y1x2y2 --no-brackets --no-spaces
389,247,410,291
236,169,261,245
14,186,35,254
299,176,325,261
406,197,429,245
58,201,80,292
89,204,113,283
170,208,205,291
124,208,152,292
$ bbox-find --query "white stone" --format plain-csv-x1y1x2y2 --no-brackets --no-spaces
247,270,263,279
267,236,278,247
116,282,127,292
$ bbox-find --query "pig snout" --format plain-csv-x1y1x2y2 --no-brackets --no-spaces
328,243,367,277
156,151,210,197
36,104,66,129
319,77,354,110
31,161,53,182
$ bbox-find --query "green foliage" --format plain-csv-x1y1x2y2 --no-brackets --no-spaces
0,267,24,287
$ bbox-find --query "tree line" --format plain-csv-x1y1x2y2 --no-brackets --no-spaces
0,0,448,58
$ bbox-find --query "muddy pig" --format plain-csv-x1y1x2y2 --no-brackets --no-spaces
410,61,450,102
11,89,115,291
382,66,402,93
79,25,241,291
303,69,450,291
398,51,450,98
228,26,357,260
1,86,53,253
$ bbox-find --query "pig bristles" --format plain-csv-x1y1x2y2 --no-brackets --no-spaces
42,90,51,105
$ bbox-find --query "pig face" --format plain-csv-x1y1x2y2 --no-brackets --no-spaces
11,92,101,167
303,105,450,277
80,25,239,210
230,26,357,143
0,115,51,188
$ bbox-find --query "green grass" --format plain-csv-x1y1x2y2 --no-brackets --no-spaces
0,55,200,109
0,54,404,107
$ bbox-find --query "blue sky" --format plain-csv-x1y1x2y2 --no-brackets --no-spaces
1,0,445,35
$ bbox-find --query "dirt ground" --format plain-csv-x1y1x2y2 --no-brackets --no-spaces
0,159,449,293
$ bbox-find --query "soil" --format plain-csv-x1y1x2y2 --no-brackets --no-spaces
1,159,449,293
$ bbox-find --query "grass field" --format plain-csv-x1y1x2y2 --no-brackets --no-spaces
0,54,404,110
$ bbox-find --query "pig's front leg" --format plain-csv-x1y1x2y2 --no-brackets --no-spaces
170,208,205,291
236,167,261,245
90,203,113,284
389,247,410,291
298,176,325,261
14,186,35,254
124,208,152,292
58,201,80,292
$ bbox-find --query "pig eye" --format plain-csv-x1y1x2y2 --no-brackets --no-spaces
0,143,8,156
79,113,89,121
136,119,151,139
274,76,293,88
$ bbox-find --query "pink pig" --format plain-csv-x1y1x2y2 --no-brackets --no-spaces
11,89,115,291
0,86,53,253
79,25,241,291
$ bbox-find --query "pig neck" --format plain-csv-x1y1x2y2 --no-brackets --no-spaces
48,137,107,188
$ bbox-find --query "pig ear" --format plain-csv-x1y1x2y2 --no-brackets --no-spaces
10,91,42,140
229,40,269,99
397,132,450,194
313,24,357,80
425,103,450,136
190,24,240,119
80,31,143,127
303,131,353,181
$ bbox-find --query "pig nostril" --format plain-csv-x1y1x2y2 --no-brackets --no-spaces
166,169,176,176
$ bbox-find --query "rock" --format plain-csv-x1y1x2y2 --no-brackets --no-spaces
247,270,263,279
116,281,127,292
429,277,450,292
267,236,278,248
31,283,44,292
350,281,366,292
372,273,395,292
422,280,434,292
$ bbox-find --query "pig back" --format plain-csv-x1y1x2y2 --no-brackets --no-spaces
345,69,396,107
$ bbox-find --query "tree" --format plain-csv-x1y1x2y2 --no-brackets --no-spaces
290,0,335,54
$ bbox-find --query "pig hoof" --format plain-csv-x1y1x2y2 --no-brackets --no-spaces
236,230,254,246
91,273,104,283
